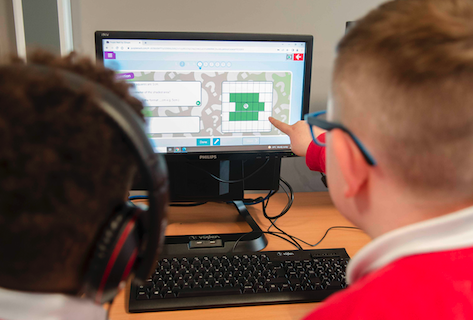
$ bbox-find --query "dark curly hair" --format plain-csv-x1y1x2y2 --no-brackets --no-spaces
0,51,144,294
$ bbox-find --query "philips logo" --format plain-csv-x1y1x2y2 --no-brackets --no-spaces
199,155,217,160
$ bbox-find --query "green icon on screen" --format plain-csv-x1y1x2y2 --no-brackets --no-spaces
142,107,153,117
196,101,201,106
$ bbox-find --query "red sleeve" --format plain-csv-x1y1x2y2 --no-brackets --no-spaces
305,132,326,173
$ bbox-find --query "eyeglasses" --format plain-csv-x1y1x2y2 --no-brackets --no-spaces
304,110,377,166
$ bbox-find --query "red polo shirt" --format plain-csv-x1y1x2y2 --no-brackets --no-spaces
305,133,326,173
304,247,473,320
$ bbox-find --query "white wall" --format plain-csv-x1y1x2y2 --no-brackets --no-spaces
70,0,386,192
0,0,16,58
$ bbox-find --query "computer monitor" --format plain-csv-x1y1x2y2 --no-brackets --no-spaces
95,31,313,252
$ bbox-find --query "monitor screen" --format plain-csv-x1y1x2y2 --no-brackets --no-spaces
95,31,313,157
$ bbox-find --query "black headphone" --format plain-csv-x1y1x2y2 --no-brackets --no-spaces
29,65,168,304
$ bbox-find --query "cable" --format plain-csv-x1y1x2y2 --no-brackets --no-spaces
232,231,302,252
233,178,301,251
261,179,303,247
239,177,298,249
320,172,328,188
189,158,270,184
232,224,360,252
258,177,360,250
268,218,360,248
262,177,294,220
243,188,278,205
296,226,360,247
170,202,207,207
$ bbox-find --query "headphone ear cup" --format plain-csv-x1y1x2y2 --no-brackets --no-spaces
83,203,143,304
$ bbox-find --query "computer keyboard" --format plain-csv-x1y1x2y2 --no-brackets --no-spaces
129,248,350,312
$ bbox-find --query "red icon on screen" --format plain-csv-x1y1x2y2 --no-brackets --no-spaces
293,53,304,61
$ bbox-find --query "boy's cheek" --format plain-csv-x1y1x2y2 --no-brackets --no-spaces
326,141,340,201
326,140,349,218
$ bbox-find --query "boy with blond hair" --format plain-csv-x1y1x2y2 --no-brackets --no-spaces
272,0,473,318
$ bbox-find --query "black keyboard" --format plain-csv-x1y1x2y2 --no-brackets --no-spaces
129,248,350,312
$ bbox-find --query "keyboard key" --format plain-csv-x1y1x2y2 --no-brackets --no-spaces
256,284,266,293
268,278,289,285
267,284,279,292
243,285,255,294
136,291,148,300
163,290,175,298
327,281,344,290
280,283,291,292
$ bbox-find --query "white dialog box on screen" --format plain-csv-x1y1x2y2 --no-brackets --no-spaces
132,81,202,107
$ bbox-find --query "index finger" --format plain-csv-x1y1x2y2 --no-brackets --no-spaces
269,117,291,135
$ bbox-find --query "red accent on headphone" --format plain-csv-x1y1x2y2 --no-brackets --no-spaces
95,214,139,303
121,248,138,282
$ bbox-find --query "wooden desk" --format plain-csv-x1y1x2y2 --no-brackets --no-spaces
111,192,371,320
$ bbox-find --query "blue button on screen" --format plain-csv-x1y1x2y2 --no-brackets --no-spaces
197,139,211,146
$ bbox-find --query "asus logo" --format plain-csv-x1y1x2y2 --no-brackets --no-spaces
199,155,217,160
101,33,109,37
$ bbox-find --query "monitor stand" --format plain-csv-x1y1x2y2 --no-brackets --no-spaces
161,200,268,255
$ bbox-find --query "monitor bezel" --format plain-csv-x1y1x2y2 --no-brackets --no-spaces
95,30,313,159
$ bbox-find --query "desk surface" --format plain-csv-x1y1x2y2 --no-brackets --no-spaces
111,192,371,320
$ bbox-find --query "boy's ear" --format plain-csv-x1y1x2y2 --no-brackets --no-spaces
331,129,369,197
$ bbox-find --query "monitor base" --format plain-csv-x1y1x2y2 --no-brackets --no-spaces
162,200,268,255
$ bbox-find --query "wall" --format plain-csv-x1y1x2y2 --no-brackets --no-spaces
0,0,16,58
70,0,386,192
22,0,61,55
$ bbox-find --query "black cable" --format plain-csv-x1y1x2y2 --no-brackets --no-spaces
262,177,294,220
266,218,302,247
170,202,207,207
320,172,328,188
232,225,360,253
232,231,302,252
232,177,302,251
189,158,270,184
239,177,300,250
267,217,279,232
261,179,303,248
296,226,360,247
243,188,278,205
268,218,360,248
258,177,359,250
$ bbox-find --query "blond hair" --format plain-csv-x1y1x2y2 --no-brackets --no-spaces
333,0,473,199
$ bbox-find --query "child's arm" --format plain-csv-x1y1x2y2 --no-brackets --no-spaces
268,117,326,173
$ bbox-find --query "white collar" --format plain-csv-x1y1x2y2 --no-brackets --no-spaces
347,204,473,284
0,287,106,320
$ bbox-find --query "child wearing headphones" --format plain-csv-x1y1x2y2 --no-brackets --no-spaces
0,51,154,319
272,0,473,319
